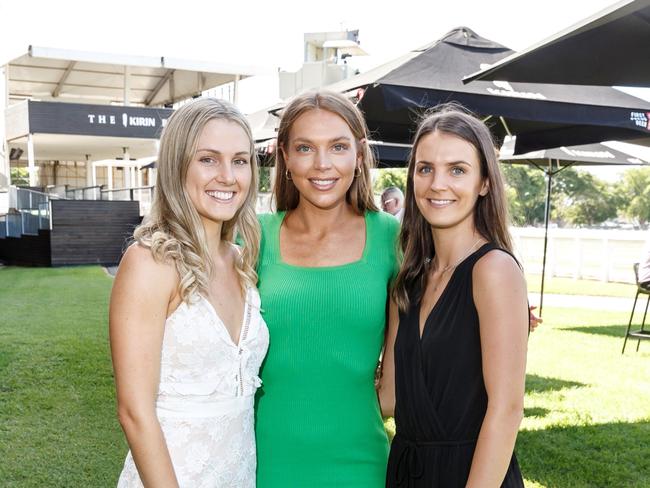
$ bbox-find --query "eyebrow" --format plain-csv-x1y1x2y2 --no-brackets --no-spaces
196,148,251,156
415,160,472,166
292,136,352,144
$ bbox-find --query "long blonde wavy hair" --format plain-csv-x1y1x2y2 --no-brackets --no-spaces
134,97,260,302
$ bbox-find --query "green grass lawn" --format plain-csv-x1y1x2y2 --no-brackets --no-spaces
0,266,126,487
1,266,649,487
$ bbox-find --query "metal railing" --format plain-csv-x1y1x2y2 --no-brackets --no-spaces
1,187,59,238
47,185,69,199
66,185,103,200
10,186,53,211
101,186,154,216
4,213,23,238
1,185,155,241
21,210,40,235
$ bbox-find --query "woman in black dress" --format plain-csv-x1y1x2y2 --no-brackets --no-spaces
378,105,528,487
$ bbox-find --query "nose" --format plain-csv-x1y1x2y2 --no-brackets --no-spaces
430,170,448,191
313,148,332,170
215,161,236,186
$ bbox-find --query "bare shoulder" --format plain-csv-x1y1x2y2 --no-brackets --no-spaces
113,243,178,298
473,248,524,288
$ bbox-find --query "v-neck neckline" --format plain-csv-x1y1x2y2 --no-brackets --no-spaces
417,266,459,341
200,289,250,348
416,243,490,341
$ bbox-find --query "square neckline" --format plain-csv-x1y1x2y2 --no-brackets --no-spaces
274,210,370,270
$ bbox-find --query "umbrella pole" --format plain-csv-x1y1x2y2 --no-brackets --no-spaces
539,161,554,316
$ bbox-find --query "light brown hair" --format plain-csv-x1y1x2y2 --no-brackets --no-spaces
273,90,378,214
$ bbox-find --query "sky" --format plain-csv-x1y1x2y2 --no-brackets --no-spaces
1,0,648,179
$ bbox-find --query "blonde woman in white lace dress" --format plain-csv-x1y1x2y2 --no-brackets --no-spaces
109,98,268,487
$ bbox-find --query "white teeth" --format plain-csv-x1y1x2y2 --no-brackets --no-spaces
428,199,453,205
206,190,234,200
311,179,335,185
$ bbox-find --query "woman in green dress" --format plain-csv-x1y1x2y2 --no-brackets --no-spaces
255,90,399,487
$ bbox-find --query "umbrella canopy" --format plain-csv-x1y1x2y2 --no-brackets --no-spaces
463,0,650,87
311,26,650,154
500,139,649,166
500,140,650,313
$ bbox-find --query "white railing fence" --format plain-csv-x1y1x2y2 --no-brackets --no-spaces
511,227,645,284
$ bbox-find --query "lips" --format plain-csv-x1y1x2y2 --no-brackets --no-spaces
426,198,455,208
205,190,236,202
308,178,338,191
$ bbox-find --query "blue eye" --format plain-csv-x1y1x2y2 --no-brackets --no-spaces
233,158,249,166
451,166,465,175
296,145,311,153
417,165,432,174
332,143,348,152
200,157,215,165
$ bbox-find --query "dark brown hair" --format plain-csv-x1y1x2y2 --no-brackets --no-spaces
392,103,513,311
273,90,378,213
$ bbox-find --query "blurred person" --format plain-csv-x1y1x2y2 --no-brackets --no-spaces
381,186,405,221
110,98,268,487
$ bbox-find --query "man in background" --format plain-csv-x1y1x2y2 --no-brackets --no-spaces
381,187,404,222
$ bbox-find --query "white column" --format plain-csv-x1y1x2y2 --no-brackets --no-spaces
107,165,113,200
123,66,131,106
137,167,143,187
233,74,240,106
92,162,97,187
27,133,37,187
0,64,9,188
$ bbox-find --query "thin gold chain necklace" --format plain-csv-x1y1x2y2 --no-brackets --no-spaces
432,237,484,275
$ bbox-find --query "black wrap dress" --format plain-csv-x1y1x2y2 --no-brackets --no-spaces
386,243,525,488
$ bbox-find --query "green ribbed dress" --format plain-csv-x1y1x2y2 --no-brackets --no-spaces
255,210,399,487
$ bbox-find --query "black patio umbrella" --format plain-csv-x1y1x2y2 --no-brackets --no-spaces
500,139,649,314
311,26,650,154
463,0,650,87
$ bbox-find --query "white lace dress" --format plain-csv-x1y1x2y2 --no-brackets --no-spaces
117,287,269,488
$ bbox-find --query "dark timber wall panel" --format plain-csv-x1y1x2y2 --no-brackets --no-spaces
50,200,141,266
0,230,51,266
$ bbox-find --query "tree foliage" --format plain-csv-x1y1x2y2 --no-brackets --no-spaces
615,167,650,225
373,168,407,194
502,165,619,227
551,168,618,227
501,164,546,226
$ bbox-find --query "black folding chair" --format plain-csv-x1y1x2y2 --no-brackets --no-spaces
622,263,650,353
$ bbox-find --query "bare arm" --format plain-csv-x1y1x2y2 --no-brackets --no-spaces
377,299,399,418
109,244,180,487
465,251,528,488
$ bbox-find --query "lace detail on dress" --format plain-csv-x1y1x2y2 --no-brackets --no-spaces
117,287,269,488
